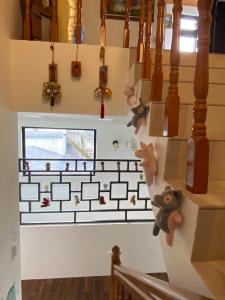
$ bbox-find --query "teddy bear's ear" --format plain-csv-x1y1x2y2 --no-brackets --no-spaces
164,186,171,191
174,190,183,204
140,141,148,149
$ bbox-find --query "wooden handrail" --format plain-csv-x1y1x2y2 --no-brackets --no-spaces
151,0,165,101
186,0,213,194
22,0,31,40
123,0,131,48
75,0,82,44
137,0,145,63
143,0,154,79
110,246,212,300
163,0,183,136
50,0,58,42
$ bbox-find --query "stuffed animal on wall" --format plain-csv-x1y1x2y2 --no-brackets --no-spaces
127,99,149,134
124,85,137,107
135,142,157,187
152,186,183,247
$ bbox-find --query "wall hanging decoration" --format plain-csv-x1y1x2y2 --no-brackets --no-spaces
41,197,50,207
152,186,183,247
135,142,157,187
71,43,82,78
99,195,106,205
127,98,149,134
130,195,136,206
94,0,112,119
75,195,80,206
42,42,62,107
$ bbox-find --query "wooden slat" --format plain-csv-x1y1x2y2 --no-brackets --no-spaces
123,0,131,48
50,0,58,42
75,0,82,44
137,0,145,63
186,0,213,194
151,0,165,101
22,0,31,40
143,0,154,79
163,0,183,136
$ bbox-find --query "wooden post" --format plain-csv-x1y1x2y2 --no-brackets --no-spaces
100,0,107,48
75,0,82,44
186,0,213,194
110,245,121,300
136,0,145,63
163,0,182,136
123,0,131,48
23,0,31,40
142,0,153,79
51,0,58,42
151,0,165,101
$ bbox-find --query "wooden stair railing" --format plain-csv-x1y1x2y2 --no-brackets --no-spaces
186,0,213,194
51,0,58,42
100,0,107,48
109,246,212,300
123,0,131,48
137,0,145,63
75,0,82,44
142,0,153,79
151,0,165,101
163,0,183,137
22,0,31,40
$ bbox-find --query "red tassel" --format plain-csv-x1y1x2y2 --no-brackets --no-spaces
100,97,105,119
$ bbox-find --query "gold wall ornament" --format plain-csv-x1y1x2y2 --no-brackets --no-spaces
42,82,62,106
42,42,62,107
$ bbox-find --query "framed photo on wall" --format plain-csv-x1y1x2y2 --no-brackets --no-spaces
105,0,154,21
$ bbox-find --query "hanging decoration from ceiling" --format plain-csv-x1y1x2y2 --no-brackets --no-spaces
42,42,62,107
94,0,112,119
71,43,82,78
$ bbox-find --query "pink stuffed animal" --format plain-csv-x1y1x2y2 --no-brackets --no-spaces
135,142,158,186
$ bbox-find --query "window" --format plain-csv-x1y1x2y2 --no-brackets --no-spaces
180,15,198,52
22,127,96,171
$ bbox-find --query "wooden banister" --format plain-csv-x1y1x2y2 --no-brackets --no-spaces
143,0,154,79
137,0,145,63
186,0,213,194
22,0,31,40
110,246,211,300
75,0,82,44
123,0,131,48
163,0,183,136
151,0,165,101
50,0,58,42
100,0,107,48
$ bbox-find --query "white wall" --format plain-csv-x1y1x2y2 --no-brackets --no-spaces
18,113,166,279
0,1,21,300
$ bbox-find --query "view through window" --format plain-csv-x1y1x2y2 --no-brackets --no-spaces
22,127,96,171
180,15,198,52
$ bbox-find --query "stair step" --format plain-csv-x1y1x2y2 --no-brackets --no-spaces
193,261,225,300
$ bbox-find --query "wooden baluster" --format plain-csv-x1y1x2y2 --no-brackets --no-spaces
100,0,107,48
151,0,165,101
186,0,213,194
143,0,154,79
118,284,125,300
123,0,131,48
75,0,82,44
110,245,121,300
51,0,58,42
23,0,31,40
136,0,145,63
163,0,182,136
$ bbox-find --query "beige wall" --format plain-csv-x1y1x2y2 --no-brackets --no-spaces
10,41,130,116
0,1,21,300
